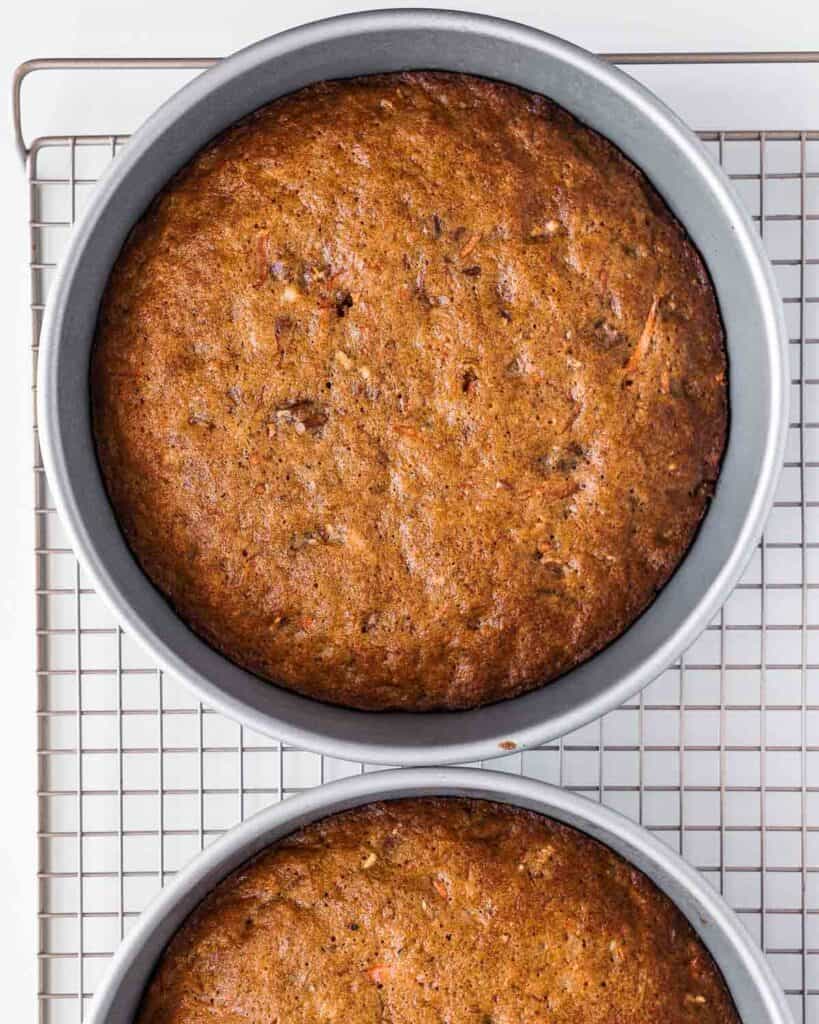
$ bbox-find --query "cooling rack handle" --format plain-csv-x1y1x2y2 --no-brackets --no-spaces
601,50,819,64
11,51,819,165
11,57,218,164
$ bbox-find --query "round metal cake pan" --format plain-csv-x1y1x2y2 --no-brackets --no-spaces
86,767,791,1023
38,10,789,765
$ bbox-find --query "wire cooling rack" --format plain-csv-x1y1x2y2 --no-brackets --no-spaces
15,51,819,1024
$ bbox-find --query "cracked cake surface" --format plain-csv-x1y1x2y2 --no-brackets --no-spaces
135,798,739,1024
92,72,727,710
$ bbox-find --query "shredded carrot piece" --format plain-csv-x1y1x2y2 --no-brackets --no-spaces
365,964,394,984
518,480,580,502
395,423,424,441
623,294,661,378
458,232,481,259
558,402,582,436
433,878,449,899
253,232,269,288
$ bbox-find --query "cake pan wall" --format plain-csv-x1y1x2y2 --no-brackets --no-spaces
37,10,789,765
85,767,793,1024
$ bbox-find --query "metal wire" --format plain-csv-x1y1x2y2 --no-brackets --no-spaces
23,56,819,1024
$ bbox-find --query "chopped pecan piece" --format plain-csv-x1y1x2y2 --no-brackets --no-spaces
592,317,628,350
269,259,287,280
528,219,561,240
291,524,347,550
187,411,213,428
290,531,321,551
506,354,529,376
361,611,380,634
274,399,329,435
322,524,347,545
534,441,587,476
536,557,566,579
274,316,292,339
299,262,317,291
335,291,354,317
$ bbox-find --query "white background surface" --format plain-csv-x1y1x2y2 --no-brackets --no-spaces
2,1,819,1019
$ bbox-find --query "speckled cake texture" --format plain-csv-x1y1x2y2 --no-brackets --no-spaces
136,798,739,1024
92,72,728,710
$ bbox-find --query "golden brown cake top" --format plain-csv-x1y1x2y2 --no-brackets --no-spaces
92,72,727,710
137,798,739,1024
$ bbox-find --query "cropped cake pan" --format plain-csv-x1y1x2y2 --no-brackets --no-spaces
38,10,788,765
85,767,792,1023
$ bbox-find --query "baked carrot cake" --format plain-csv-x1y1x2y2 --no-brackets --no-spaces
136,798,739,1024
92,72,727,709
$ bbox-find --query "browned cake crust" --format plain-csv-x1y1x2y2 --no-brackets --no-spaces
92,72,727,710
136,798,739,1024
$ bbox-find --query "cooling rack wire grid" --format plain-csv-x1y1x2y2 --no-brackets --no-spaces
14,51,819,1024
